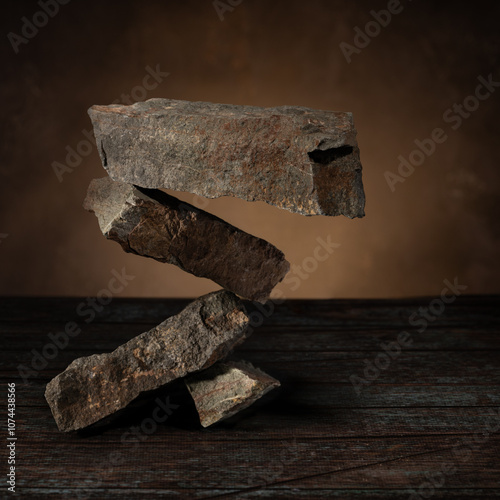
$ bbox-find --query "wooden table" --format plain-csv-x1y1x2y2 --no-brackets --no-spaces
1,296,499,499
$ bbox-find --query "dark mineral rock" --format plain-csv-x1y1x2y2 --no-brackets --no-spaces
84,177,290,302
185,360,280,427
88,98,365,218
45,291,249,432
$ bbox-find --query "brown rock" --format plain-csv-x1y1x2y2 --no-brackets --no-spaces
45,291,249,432
84,177,290,302
88,98,365,218
185,360,280,427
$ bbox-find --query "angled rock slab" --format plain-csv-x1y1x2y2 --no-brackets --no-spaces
185,360,280,427
84,177,289,302
88,98,365,218
45,291,249,432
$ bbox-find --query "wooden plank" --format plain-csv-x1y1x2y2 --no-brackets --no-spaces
4,350,500,385
0,296,498,327
12,488,500,499
4,380,500,409
11,404,500,441
2,323,500,352
282,439,500,490
12,436,500,490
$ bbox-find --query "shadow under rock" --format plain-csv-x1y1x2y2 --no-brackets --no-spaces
77,378,201,437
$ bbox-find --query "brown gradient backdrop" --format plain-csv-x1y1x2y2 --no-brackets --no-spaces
1,0,499,299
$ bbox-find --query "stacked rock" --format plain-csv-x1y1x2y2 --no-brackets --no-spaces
45,98,365,431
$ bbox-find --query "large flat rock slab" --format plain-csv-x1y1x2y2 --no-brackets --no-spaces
83,177,290,302
88,98,365,218
45,291,249,432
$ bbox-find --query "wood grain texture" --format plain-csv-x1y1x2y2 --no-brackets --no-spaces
1,296,499,499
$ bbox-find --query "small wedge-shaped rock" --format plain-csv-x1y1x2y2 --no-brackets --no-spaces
84,177,289,302
45,291,249,432
185,360,280,427
88,98,365,218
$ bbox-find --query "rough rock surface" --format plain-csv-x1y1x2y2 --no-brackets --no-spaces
45,291,249,432
84,177,290,302
88,98,365,218
185,360,280,427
